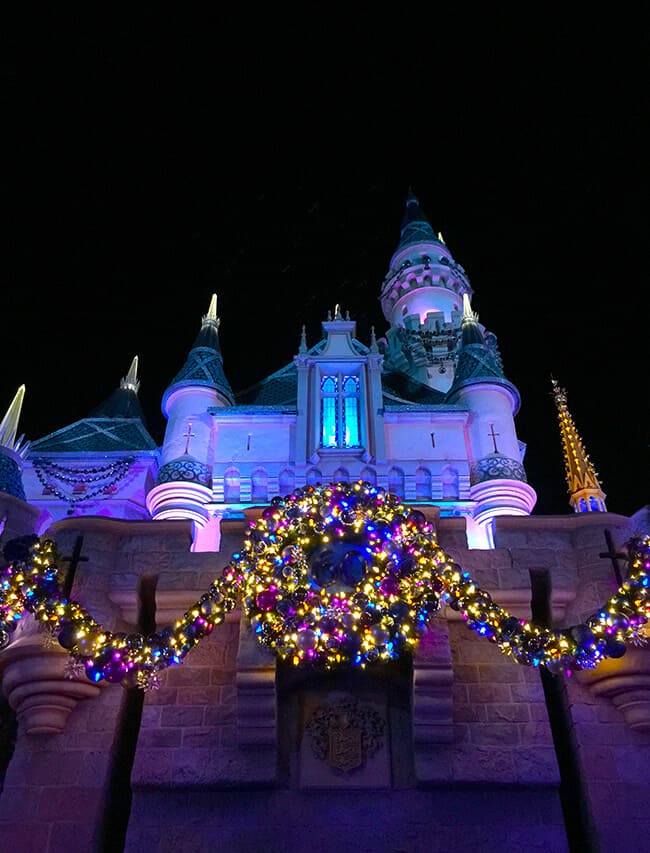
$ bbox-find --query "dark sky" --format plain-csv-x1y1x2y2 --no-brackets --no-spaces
2,10,648,517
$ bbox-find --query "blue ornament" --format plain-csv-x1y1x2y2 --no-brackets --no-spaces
311,548,337,587
340,551,366,586
604,636,627,658
57,624,80,650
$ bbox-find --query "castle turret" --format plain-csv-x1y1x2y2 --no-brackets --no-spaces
552,377,607,513
379,189,473,392
446,295,536,536
147,294,233,533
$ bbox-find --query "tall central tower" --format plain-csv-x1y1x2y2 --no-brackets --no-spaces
379,189,475,393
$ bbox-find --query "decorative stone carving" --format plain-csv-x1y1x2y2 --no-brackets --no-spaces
299,690,390,789
305,694,385,774
0,623,100,734
576,644,650,731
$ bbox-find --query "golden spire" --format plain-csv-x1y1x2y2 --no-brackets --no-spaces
551,377,606,513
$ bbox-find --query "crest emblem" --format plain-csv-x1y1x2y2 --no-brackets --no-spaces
327,713,363,773
306,695,385,775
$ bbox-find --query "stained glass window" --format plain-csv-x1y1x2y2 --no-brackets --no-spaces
320,373,361,448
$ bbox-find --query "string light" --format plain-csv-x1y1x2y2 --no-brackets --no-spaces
0,485,648,687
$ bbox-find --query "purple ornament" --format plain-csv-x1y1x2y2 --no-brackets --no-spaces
407,510,426,529
379,576,400,597
256,589,278,611
103,658,128,684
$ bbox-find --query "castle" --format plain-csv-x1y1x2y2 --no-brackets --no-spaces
0,191,648,852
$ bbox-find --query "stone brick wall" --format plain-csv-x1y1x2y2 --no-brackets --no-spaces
0,510,648,852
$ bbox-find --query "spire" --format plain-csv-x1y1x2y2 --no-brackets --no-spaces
395,187,440,253
163,293,235,412
89,356,148,422
446,297,517,406
0,386,28,500
551,377,607,513
0,385,26,452
460,293,484,346
120,355,140,393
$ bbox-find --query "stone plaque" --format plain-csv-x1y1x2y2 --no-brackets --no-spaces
299,691,390,789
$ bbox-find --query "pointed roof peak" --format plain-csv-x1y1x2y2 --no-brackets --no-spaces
395,188,441,253
551,375,568,408
191,293,222,351
163,295,234,410
0,384,26,451
458,294,485,347
406,186,419,204
120,356,140,393
202,293,220,331
461,293,479,326
552,377,606,512
88,358,149,423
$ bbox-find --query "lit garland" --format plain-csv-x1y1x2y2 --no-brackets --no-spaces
0,535,238,690
0,481,648,688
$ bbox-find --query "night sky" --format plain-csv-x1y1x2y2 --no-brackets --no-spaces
2,11,648,517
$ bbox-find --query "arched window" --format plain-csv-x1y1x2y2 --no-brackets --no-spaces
441,465,459,500
320,373,361,448
415,467,431,500
388,467,405,498
279,469,294,496
224,467,240,502
360,466,376,486
333,467,349,484
251,469,268,502
307,468,322,487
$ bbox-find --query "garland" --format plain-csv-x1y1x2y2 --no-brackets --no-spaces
0,481,648,690
32,457,135,505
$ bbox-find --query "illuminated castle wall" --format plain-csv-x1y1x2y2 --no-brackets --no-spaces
16,191,537,552
0,193,648,853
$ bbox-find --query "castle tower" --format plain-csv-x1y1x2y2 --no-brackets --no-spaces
551,377,607,512
446,295,536,538
23,357,157,527
379,189,474,393
147,294,234,536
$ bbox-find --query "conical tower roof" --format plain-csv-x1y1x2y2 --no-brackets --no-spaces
31,358,156,452
551,377,607,512
163,294,235,413
394,187,442,253
446,294,519,409
89,356,148,423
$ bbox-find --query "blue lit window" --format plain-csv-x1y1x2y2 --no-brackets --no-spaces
320,373,361,448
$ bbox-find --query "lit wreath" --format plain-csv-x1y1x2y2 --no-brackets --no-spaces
231,481,450,668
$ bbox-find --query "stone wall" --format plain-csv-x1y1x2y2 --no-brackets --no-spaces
0,510,648,852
